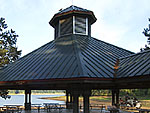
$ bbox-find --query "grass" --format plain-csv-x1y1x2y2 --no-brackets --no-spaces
90,96,111,102
137,96,150,100
41,95,150,108
46,95,112,101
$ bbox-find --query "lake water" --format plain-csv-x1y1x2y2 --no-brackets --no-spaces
0,94,65,106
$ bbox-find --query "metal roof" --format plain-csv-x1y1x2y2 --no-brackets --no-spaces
117,50,150,78
0,34,133,82
56,5,91,15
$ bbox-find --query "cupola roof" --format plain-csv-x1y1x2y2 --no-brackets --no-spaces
49,5,97,28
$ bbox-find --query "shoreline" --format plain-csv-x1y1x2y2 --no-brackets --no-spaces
40,96,112,106
9,93,65,95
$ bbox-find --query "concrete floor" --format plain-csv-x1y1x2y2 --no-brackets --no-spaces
21,109,131,113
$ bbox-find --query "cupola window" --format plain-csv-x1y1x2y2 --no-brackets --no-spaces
59,17,73,36
74,16,88,35
58,16,88,37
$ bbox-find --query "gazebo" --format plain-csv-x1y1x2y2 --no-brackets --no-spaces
0,5,149,113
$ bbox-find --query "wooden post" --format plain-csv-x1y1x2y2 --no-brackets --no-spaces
116,89,120,108
24,89,31,110
73,90,79,113
112,89,120,108
66,90,73,109
112,89,115,106
83,90,90,113
70,94,73,103
66,90,69,109
69,93,73,109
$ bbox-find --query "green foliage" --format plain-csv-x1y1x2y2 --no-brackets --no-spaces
120,89,150,97
91,90,111,96
0,90,10,99
31,90,65,94
0,17,21,99
92,89,150,99
8,90,64,94
0,17,21,67
90,96,111,101
141,18,150,51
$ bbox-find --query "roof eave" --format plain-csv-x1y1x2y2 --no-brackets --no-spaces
0,77,113,88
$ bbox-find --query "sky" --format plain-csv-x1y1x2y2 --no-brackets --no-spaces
0,0,150,56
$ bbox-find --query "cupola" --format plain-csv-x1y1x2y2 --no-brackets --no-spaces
49,5,97,39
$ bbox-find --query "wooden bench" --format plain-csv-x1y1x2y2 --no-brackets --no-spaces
108,108,119,113
89,104,106,113
107,107,119,113
138,109,150,113
31,104,42,111
120,104,126,109
43,103,65,113
120,104,136,110
3,105,22,113
0,107,7,113
90,104,106,109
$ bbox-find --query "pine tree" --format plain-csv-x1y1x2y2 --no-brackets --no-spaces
0,17,21,99
141,18,150,51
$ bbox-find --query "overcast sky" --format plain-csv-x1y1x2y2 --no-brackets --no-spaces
0,0,150,56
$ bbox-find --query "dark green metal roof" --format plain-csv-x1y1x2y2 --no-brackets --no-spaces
56,5,91,15
117,50,150,78
0,34,133,82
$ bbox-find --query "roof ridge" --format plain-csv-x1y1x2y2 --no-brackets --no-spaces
72,35,87,76
119,49,150,60
57,5,91,15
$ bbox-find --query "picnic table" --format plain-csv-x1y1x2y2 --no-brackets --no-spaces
0,106,7,112
4,105,22,112
107,106,119,113
31,104,42,111
89,104,106,112
90,104,106,110
43,103,65,113
138,109,150,113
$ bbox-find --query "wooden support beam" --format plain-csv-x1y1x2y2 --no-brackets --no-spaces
83,90,91,113
73,94,79,113
72,90,80,113
112,89,115,106
70,94,73,103
116,89,120,108
24,89,31,110
66,90,69,109
112,89,120,108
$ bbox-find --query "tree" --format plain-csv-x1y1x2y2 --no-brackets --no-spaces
141,18,150,51
0,17,21,99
